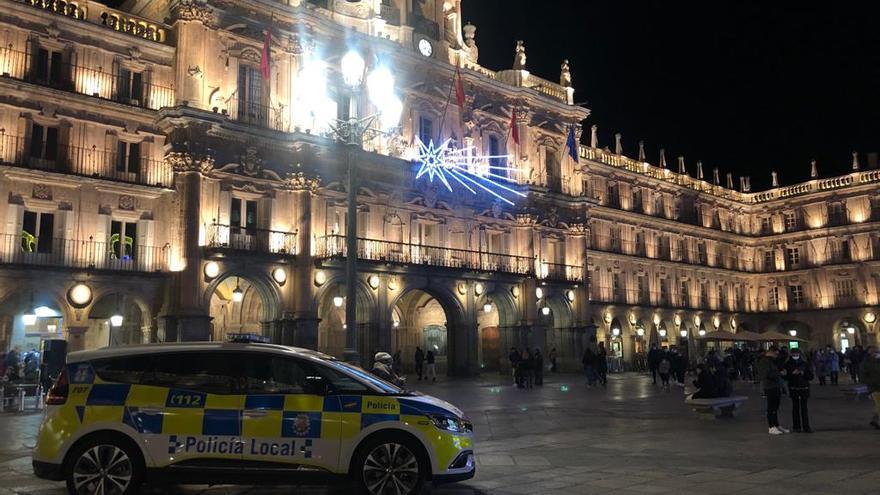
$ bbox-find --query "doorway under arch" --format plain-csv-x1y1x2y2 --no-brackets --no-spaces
0,290,65,361
477,289,517,372
209,276,273,342
391,288,463,376
317,281,375,359
87,293,145,349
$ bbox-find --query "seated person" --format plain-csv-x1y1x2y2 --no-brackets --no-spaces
692,363,721,399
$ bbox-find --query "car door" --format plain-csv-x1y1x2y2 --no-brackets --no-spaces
131,352,245,468
239,353,341,472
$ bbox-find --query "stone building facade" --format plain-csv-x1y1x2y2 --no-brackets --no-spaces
0,0,875,374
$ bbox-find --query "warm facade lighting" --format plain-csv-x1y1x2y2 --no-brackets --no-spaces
110,314,124,327
204,261,220,279
315,270,327,286
68,283,93,307
272,268,287,285
368,275,380,289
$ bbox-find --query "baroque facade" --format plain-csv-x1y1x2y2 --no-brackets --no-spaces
0,0,876,374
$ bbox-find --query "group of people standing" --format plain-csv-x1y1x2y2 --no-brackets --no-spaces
647,344,688,390
756,344,880,435
1,348,40,383
581,339,609,387
508,347,547,388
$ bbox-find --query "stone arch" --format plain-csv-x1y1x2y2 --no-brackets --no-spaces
0,285,69,357
833,318,866,350
476,286,518,372
86,292,147,349
205,270,282,342
315,275,377,359
389,282,467,376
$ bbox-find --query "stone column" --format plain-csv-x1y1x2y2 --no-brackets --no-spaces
169,0,217,108
163,153,212,341
288,174,320,349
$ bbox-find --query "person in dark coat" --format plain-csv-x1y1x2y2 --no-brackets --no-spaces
534,348,544,386
648,344,662,384
691,364,716,398
509,347,522,386
596,342,608,386
785,348,814,432
582,345,597,387
414,347,425,381
549,348,558,373
757,347,789,435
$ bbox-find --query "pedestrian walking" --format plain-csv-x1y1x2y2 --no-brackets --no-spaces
828,346,840,385
392,349,402,375
648,344,661,384
785,348,814,433
848,346,865,384
521,349,534,389
414,346,425,381
549,348,558,373
861,346,880,430
582,341,598,387
757,346,790,435
509,347,521,386
534,348,544,386
596,342,608,386
426,350,437,382
658,354,672,390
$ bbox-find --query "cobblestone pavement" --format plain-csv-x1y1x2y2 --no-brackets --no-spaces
2,372,878,494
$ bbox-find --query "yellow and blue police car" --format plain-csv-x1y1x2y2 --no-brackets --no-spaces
32,342,475,495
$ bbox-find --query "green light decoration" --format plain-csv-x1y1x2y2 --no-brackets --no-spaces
20,230,36,252
109,233,134,260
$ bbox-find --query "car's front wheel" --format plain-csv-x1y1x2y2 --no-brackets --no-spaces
64,434,143,495
354,433,429,495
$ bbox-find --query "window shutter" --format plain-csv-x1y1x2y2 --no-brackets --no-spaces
94,212,111,262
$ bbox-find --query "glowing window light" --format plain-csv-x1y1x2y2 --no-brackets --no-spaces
414,137,526,206
22,310,37,326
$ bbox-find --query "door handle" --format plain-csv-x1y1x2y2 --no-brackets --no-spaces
139,407,163,415
244,410,268,418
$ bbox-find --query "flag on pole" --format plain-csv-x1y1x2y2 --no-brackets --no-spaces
567,125,579,163
509,108,520,145
260,17,273,80
454,65,466,108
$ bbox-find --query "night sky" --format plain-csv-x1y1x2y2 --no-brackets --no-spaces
462,1,880,190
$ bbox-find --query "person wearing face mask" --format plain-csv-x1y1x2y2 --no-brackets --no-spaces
784,348,814,433
862,346,880,430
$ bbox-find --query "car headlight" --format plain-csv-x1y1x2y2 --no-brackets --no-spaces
428,414,472,433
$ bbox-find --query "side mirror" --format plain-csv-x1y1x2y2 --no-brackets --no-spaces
304,375,330,396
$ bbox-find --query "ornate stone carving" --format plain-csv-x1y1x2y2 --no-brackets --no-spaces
32,184,52,200
128,46,142,61
239,146,263,177
166,152,215,174
463,22,479,64
283,172,320,192
172,0,217,27
187,65,203,78
118,195,137,211
333,0,371,19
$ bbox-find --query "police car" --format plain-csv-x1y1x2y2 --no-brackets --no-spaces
32,342,475,494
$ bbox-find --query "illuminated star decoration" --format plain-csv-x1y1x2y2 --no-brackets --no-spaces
414,136,526,206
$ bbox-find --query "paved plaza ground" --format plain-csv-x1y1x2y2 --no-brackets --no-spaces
1,372,878,495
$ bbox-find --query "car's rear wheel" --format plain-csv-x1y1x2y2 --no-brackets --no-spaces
64,435,143,495
354,433,428,495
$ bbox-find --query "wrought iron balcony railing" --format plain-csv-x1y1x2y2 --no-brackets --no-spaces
538,262,584,283
205,223,297,256
317,235,534,276
0,134,173,188
0,233,168,272
15,0,169,44
0,46,174,110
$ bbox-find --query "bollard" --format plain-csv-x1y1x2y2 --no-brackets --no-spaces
18,388,25,412
0,385,4,413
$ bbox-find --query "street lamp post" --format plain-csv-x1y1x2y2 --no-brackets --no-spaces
321,50,401,365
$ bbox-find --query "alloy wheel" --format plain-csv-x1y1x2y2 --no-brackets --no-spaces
362,442,420,495
71,444,133,495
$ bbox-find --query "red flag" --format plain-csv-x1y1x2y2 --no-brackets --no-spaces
454,66,465,108
260,18,273,80
509,108,520,145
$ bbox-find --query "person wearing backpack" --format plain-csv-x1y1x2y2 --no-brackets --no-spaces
658,353,672,391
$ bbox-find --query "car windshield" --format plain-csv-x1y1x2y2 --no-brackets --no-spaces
324,360,404,395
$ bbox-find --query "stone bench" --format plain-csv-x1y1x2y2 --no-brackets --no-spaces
842,385,869,400
685,396,748,418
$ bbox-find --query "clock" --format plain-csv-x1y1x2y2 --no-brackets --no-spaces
417,38,433,57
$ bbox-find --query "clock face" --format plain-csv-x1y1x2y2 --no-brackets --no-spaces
418,38,433,57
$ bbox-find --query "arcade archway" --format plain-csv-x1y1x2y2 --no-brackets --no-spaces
477,289,517,372
317,281,374,359
86,293,146,349
0,290,65,360
209,275,275,342
391,288,464,376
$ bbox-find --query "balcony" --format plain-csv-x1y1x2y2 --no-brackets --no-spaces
0,47,174,110
224,98,289,133
0,134,173,188
0,233,168,272
317,235,533,276
205,224,297,256
538,262,584,283
15,0,169,44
